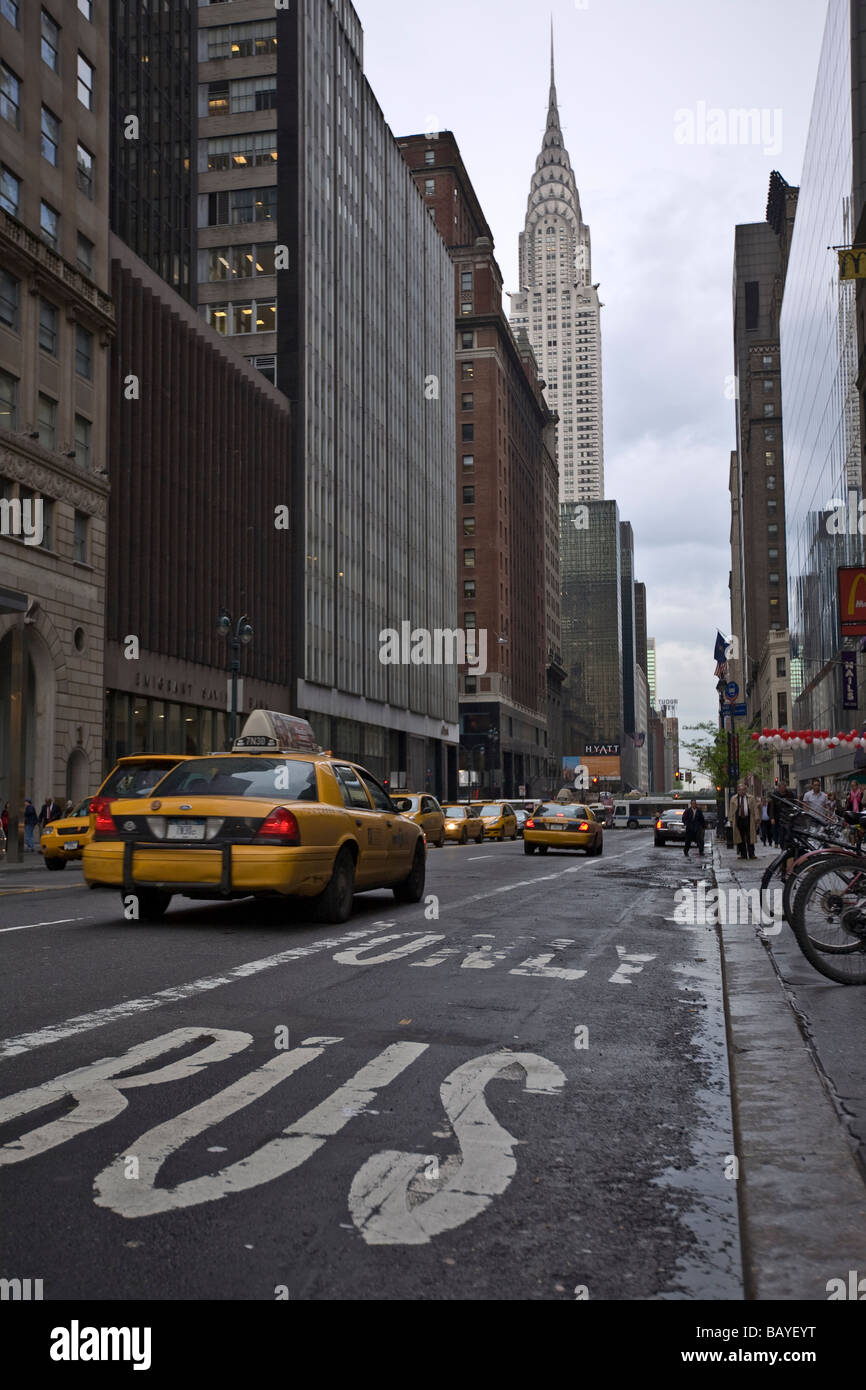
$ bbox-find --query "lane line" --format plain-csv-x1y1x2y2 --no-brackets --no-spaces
0,926,387,1061
0,917,88,934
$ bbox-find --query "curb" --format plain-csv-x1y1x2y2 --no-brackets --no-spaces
712,844,866,1299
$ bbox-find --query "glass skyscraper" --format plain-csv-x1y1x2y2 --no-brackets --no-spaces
782,0,864,764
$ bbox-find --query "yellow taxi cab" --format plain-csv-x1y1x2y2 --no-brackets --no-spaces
389,792,445,847
476,801,518,841
441,803,485,845
40,755,185,871
82,712,425,923
40,797,94,869
523,801,603,856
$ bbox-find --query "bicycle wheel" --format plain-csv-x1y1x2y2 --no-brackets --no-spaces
790,854,866,983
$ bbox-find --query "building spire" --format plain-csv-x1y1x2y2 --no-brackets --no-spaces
550,17,555,91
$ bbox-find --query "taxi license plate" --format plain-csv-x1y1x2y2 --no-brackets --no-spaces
167,821,206,841
546,823,568,830
65,840,80,850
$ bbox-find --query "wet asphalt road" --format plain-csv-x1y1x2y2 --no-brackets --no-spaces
0,833,742,1301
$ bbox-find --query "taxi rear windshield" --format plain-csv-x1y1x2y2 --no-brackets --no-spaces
102,764,179,798
535,803,590,818
153,758,318,801
391,796,419,812
443,806,466,817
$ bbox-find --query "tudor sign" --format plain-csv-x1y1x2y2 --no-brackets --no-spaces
839,566,866,637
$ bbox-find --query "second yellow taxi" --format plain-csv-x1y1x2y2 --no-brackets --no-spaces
523,802,604,856
82,712,426,923
389,792,446,846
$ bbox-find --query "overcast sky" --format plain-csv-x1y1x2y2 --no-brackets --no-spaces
355,0,829,741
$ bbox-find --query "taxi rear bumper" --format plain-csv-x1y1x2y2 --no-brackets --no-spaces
524,828,596,849
83,840,335,899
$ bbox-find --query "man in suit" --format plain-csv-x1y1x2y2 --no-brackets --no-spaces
38,796,61,828
683,800,706,857
732,781,758,859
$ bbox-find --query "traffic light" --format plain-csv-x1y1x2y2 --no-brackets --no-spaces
674,771,680,781
592,776,599,786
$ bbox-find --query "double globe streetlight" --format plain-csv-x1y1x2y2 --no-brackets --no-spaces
216,608,253,746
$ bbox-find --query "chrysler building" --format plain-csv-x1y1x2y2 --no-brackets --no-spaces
510,34,604,502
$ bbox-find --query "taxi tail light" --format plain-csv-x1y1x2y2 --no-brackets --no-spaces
93,800,116,837
526,819,535,829
578,822,590,832
255,808,301,845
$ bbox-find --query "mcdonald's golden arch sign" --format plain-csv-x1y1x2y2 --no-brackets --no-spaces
839,248,866,280
839,566,866,635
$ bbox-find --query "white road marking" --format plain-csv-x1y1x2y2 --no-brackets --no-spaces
0,927,386,1060
332,933,444,966
348,1050,566,1245
460,944,512,970
608,945,657,985
410,947,463,968
0,1027,252,1166
94,1040,428,1217
0,917,88,933
510,937,587,981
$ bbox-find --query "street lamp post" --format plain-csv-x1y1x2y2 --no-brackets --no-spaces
217,608,253,747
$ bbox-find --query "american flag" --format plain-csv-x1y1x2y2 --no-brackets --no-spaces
714,631,729,679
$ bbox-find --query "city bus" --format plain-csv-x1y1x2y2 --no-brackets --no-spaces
611,797,717,829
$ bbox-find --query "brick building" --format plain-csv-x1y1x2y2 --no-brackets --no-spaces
399,131,562,798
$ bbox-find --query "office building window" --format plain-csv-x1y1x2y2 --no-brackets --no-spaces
463,579,476,598
776,657,786,678
75,324,93,378
460,302,473,315
204,300,275,335
765,451,775,466
462,486,475,504
37,393,56,449
252,355,276,385
777,692,787,725
462,454,474,470
41,106,60,165
463,548,475,567
0,63,20,128
0,165,19,216
763,403,773,417
464,612,476,629
768,547,779,560
40,200,59,247
42,10,60,70
1,1,19,28
77,53,93,108
76,232,93,275
424,149,434,165
463,517,476,536
461,423,473,442
424,179,434,195
461,331,473,348
763,379,773,393
766,474,776,489
460,271,473,291
461,393,473,410
769,572,780,585
0,269,18,329
464,675,477,693
206,243,275,280
74,414,91,469
78,0,92,19
77,143,94,198
763,354,774,366
208,186,276,226
73,510,88,562
461,362,474,379
207,21,277,60
40,497,54,550
0,368,17,427
768,523,778,534
207,132,277,170
39,299,58,354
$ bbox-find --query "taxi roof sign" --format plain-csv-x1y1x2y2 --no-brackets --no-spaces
232,710,320,753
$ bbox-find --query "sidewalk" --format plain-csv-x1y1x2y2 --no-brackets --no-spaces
712,836,866,1299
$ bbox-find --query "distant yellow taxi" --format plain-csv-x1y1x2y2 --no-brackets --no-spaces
441,804,485,844
41,755,185,871
82,712,425,923
523,802,604,856
390,792,446,847
477,802,518,841
40,797,94,869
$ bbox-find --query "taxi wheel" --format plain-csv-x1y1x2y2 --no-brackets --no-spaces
129,889,172,922
524,842,535,855
393,842,426,904
460,828,468,845
315,847,356,924
478,827,485,843
44,857,66,871
537,845,549,855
